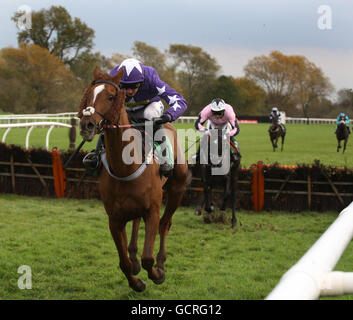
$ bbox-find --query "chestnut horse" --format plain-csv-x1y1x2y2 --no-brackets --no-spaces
269,120,285,152
77,67,188,292
336,120,349,153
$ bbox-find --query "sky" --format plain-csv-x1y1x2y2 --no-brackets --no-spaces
1,0,353,100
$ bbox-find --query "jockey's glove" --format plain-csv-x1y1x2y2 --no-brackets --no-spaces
153,114,172,126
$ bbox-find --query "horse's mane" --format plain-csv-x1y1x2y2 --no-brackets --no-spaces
77,75,126,124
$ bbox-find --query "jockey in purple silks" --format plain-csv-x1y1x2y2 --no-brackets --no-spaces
83,58,187,177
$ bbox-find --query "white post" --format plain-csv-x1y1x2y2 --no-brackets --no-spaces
46,125,55,150
25,126,34,149
266,201,353,300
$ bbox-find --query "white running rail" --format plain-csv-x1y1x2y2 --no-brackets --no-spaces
266,201,353,300
0,122,72,150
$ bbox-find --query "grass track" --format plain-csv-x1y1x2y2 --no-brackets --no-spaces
1,123,352,168
1,194,353,300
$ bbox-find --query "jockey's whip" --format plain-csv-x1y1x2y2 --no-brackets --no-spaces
64,139,86,169
184,140,199,153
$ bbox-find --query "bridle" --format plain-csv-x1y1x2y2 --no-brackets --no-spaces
81,79,151,182
81,79,120,132
82,79,146,132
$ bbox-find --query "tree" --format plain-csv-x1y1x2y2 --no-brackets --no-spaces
291,55,334,118
203,76,245,112
168,44,220,113
337,88,353,109
233,77,266,115
70,51,114,86
12,6,95,66
244,51,333,117
0,44,81,113
131,41,179,91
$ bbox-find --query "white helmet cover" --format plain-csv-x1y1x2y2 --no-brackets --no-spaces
211,98,226,112
272,107,278,112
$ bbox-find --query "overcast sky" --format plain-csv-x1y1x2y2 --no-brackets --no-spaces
1,0,353,98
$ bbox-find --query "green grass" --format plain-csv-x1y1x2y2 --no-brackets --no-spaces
1,194,353,300
1,123,352,168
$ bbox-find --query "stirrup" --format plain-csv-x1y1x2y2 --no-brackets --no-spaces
83,151,100,171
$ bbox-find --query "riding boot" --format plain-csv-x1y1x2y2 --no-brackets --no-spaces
230,136,241,162
83,133,104,173
153,124,174,177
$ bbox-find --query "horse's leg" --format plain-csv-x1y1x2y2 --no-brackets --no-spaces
281,134,285,152
195,198,204,216
141,206,165,285
157,162,188,273
108,217,146,292
128,218,141,275
201,164,213,212
230,161,240,228
343,138,347,153
220,174,230,211
337,140,341,152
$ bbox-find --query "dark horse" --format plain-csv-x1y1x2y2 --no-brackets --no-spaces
269,120,285,152
336,120,349,153
78,67,188,292
194,125,241,228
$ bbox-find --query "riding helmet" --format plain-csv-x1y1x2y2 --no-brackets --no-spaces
211,98,226,112
109,58,144,84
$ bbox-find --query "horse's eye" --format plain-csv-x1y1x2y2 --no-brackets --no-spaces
108,95,114,102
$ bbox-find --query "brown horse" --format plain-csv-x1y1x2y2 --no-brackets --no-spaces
336,120,349,153
194,128,241,228
269,120,285,152
77,67,188,292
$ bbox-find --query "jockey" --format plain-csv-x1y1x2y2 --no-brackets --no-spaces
194,98,241,162
335,112,351,134
269,107,285,134
83,58,187,177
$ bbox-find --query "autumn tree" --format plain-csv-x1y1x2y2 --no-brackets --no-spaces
0,44,81,113
244,51,333,117
233,77,266,115
70,51,114,86
131,41,179,91
12,5,95,66
168,44,220,113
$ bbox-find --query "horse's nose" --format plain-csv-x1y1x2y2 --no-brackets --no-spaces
86,122,95,130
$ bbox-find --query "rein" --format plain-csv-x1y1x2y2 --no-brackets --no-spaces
83,79,151,181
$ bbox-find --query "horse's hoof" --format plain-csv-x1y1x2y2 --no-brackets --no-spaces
132,262,141,275
203,215,211,224
131,279,146,292
195,206,202,216
152,268,165,285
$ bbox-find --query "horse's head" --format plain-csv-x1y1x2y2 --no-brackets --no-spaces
77,66,125,141
270,121,280,132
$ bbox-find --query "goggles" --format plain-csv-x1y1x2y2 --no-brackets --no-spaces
212,110,225,116
119,82,142,90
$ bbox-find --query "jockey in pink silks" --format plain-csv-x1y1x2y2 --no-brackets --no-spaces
194,98,241,162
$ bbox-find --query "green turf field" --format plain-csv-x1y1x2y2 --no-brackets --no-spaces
1,123,351,168
1,194,352,300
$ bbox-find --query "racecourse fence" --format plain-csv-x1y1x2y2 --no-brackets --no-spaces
266,201,353,299
1,144,353,212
